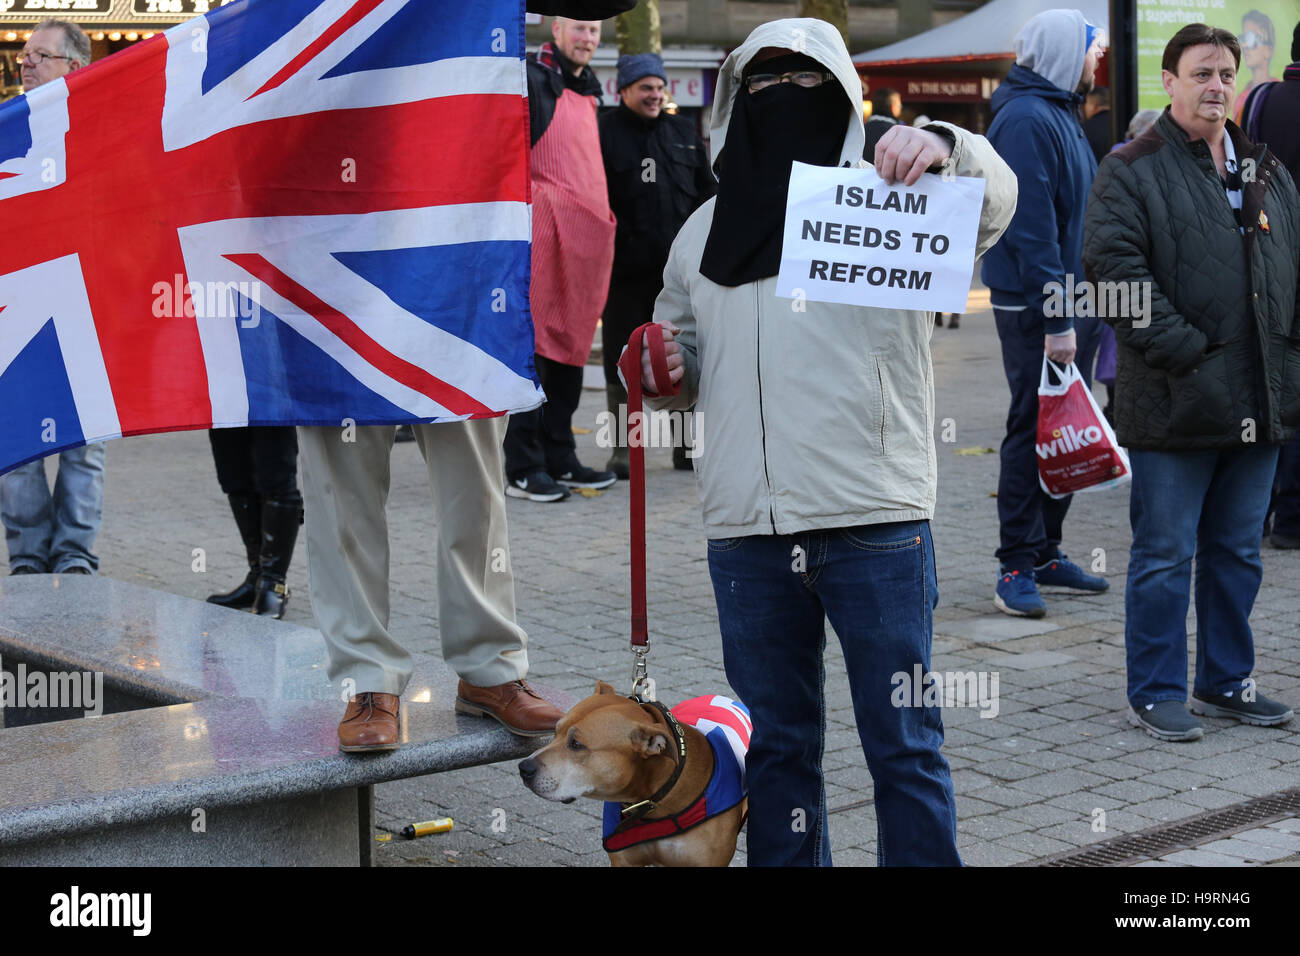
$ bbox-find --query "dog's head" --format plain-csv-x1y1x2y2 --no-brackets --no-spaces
518,681,675,803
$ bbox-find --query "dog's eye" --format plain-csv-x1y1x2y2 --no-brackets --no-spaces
567,736,585,752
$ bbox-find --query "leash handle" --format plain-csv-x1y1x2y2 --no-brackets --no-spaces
616,323,680,651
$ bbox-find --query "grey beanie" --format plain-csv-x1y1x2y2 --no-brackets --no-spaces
617,52,667,90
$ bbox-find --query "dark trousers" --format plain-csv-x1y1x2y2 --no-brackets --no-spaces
994,308,1101,571
504,355,583,480
1269,433,1300,538
208,427,301,504
602,274,662,386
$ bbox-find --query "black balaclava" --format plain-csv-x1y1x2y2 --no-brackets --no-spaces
700,53,848,287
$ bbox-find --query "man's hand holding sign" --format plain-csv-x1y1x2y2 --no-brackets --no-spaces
641,124,970,391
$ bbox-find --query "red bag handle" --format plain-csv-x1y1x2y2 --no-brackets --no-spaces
616,323,680,649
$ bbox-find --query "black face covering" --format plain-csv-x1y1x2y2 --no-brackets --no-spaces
700,54,849,287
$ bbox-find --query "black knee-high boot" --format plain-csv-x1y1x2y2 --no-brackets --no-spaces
207,494,261,608
251,498,302,619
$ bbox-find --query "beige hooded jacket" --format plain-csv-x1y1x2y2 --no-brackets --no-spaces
646,18,1017,538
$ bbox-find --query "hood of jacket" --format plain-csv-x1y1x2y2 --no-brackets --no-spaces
709,18,865,174
1010,8,1090,97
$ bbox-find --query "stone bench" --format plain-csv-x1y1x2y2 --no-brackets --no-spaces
0,575,550,865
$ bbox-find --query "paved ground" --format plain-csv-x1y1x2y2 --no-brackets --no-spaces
15,290,1300,867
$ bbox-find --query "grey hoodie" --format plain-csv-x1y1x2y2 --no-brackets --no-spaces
1013,8,1091,94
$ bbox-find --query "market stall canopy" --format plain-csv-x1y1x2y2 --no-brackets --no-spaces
854,0,1109,66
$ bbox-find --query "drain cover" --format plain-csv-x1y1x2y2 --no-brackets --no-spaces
1035,787,1300,866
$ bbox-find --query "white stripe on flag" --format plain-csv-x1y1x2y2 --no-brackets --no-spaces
0,255,121,442
181,202,538,425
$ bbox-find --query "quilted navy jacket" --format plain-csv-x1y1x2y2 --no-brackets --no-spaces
1083,110,1300,450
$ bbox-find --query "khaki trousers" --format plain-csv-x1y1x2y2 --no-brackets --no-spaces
297,418,528,696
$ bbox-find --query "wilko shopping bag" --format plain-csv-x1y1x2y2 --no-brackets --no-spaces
1036,357,1131,498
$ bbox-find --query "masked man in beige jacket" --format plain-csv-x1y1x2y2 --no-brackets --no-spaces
637,18,1017,865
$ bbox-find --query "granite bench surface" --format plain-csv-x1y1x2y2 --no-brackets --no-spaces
0,576,556,844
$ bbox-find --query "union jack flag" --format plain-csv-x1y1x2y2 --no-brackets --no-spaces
0,0,541,476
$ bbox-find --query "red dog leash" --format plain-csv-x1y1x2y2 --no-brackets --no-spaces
616,322,680,701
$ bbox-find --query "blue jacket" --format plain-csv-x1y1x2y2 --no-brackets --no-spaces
981,64,1097,334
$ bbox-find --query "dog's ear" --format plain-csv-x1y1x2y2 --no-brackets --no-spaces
631,723,669,757
595,680,618,696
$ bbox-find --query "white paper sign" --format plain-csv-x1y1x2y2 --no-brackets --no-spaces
775,162,986,313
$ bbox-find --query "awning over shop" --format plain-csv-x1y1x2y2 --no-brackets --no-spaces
854,0,1109,67
0,0,232,32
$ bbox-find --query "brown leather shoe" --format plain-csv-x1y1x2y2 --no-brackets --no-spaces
338,692,401,752
455,679,562,737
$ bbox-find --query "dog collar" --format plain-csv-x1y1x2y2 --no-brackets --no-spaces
618,697,689,822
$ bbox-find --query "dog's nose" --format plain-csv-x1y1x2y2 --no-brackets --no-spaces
518,757,537,781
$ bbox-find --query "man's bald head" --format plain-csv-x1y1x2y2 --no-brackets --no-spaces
551,17,601,75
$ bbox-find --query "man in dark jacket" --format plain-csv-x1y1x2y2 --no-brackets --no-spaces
1084,23,1300,741
982,9,1109,619
598,53,715,477
1242,21,1300,549
1082,86,1114,163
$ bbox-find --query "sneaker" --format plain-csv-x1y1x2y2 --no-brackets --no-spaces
994,568,1046,618
506,472,570,502
1189,690,1294,727
1034,553,1108,592
1269,530,1300,549
551,463,616,490
1128,701,1204,741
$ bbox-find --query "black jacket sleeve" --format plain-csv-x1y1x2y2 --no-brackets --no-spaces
526,1,636,16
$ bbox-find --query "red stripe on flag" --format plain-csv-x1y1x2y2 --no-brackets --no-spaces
249,0,387,99
224,253,495,418
0,172,17,180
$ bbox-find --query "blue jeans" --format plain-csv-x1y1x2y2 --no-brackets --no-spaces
1125,445,1280,707
1,443,106,573
707,521,960,867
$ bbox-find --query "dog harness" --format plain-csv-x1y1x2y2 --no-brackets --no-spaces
602,695,751,852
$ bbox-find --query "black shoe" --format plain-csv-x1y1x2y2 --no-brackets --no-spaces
59,566,92,575
250,497,301,620
9,566,43,576
1269,530,1300,549
1128,701,1204,741
605,447,630,481
208,493,261,609
1190,690,1294,727
506,472,570,502
394,424,416,443
551,463,616,490
948,314,960,329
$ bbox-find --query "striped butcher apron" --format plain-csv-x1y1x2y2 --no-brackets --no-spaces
529,87,617,366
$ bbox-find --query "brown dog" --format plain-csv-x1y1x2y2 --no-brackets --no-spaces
518,681,746,866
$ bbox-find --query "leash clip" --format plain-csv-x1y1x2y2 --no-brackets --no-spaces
630,646,655,702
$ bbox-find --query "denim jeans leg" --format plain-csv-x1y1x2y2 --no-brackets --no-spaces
1193,444,1280,697
49,443,106,573
707,533,832,866
818,521,961,866
1125,449,1216,707
1,458,55,571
